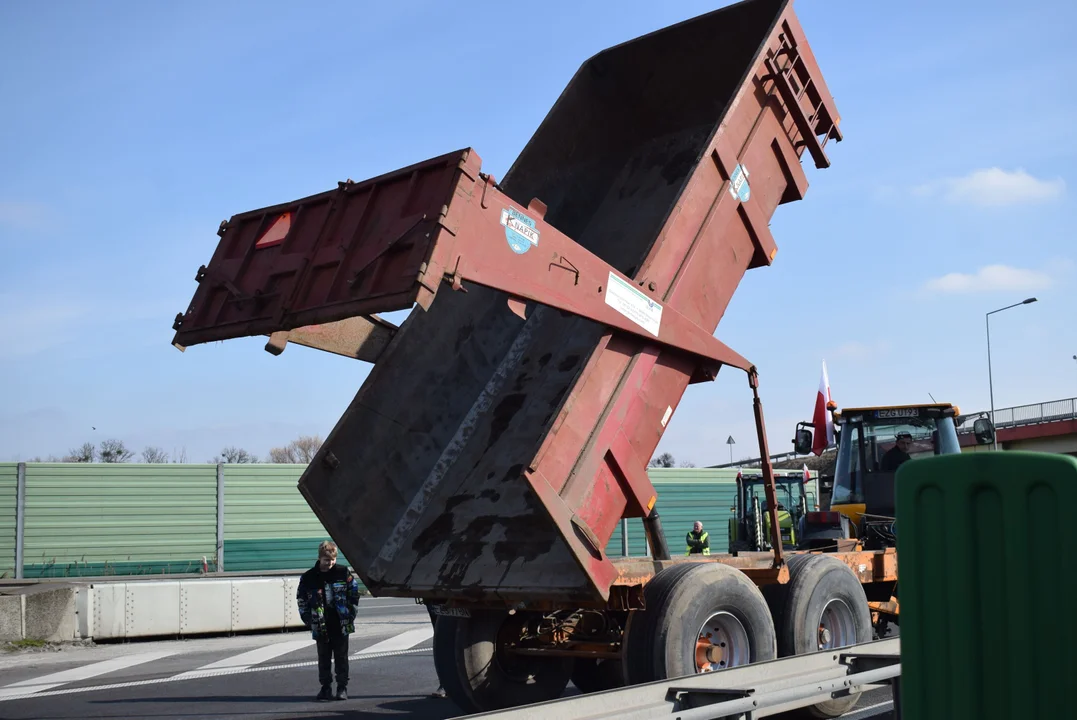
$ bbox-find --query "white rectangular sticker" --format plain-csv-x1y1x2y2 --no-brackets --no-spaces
661,406,673,428
605,272,662,337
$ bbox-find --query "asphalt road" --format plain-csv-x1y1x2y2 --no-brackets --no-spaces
0,598,895,720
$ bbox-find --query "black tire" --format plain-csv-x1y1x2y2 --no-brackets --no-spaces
777,554,873,718
432,615,479,713
624,563,776,684
622,562,698,685
571,658,624,693
432,610,573,713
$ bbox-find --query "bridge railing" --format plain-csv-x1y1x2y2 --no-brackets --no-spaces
956,397,1077,433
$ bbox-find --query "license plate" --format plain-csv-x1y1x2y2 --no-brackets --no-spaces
432,605,471,618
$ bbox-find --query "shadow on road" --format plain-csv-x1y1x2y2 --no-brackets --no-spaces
87,695,463,719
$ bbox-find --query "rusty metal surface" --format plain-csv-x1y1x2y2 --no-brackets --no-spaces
298,0,841,605
178,0,842,606
868,599,900,617
172,149,476,349
264,314,398,362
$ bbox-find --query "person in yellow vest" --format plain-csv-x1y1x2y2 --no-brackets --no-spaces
686,521,710,555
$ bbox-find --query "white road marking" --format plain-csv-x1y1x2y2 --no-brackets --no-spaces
171,639,314,679
0,651,177,699
0,647,429,702
845,700,895,718
353,626,433,656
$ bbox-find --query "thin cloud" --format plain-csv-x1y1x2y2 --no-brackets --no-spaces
0,295,89,358
924,264,1052,294
914,168,1065,207
0,201,50,231
833,340,892,359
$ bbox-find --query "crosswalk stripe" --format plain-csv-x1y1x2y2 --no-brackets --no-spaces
0,650,178,698
353,626,433,656
171,639,315,679
0,647,431,702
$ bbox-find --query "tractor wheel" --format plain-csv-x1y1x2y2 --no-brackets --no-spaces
432,610,573,713
776,554,873,718
570,658,624,693
623,563,776,684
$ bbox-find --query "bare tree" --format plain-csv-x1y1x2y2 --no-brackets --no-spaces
65,442,96,463
214,446,258,464
171,446,189,464
99,439,134,463
268,435,323,464
141,447,169,463
678,460,697,468
648,452,675,468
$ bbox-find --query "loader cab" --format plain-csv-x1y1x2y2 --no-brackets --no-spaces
728,471,813,552
794,404,994,545
831,405,966,528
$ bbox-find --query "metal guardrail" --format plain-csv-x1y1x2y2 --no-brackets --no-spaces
955,397,1076,433
710,450,803,469
468,637,900,720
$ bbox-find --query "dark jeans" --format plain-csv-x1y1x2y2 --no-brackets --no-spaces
317,633,349,688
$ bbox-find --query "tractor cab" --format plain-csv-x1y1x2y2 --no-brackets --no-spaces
728,470,813,553
794,403,995,549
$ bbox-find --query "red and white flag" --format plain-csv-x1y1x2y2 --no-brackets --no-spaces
811,361,834,456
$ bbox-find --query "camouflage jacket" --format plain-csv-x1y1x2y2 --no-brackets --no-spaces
296,563,360,639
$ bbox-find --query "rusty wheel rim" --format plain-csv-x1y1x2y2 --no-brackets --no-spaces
695,611,749,673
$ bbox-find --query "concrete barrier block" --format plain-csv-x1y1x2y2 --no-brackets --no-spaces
75,586,92,640
231,579,285,632
22,585,78,642
180,580,232,635
0,594,24,641
283,577,303,629
126,582,180,638
93,583,127,640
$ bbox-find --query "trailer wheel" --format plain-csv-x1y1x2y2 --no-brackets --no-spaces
432,610,573,713
623,563,776,684
777,554,872,718
571,658,624,693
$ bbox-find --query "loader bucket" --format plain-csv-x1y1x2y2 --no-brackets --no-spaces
172,0,841,606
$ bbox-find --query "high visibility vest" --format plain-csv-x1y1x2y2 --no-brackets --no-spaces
686,531,710,555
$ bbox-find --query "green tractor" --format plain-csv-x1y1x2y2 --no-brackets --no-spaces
728,470,813,553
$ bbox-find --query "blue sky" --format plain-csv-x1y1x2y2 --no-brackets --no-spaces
2,0,1074,465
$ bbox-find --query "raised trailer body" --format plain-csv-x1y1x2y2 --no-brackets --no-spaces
172,0,887,714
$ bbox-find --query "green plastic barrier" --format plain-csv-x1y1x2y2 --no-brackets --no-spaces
896,451,1077,719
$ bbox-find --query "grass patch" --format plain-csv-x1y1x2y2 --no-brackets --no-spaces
4,639,47,651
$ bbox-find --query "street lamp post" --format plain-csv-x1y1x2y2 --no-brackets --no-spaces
986,297,1038,451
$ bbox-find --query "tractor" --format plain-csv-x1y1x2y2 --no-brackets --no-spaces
727,469,851,553
794,403,995,549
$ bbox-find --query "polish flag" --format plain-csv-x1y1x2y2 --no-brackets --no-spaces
811,361,835,456
802,464,811,484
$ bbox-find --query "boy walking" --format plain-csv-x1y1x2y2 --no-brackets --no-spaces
297,541,360,701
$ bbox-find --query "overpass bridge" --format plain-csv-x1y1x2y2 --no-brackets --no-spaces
956,397,1077,456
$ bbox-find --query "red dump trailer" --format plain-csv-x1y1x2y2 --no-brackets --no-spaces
172,0,897,715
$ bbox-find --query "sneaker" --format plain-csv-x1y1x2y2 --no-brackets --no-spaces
430,688,447,699
334,687,348,701
316,686,333,702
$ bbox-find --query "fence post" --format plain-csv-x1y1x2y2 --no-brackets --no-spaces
621,518,629,558
216,463,225,573
14,462,25,579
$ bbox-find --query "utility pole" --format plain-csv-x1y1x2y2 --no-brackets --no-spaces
986,297,1038,451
